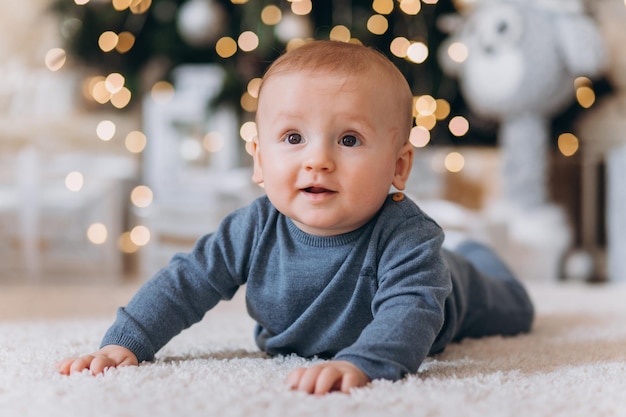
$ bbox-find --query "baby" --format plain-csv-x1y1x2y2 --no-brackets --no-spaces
57,40,534,395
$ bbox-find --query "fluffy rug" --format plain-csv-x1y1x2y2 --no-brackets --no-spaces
1,283,626,417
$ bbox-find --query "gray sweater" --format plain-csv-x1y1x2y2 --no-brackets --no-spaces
101,193,454,381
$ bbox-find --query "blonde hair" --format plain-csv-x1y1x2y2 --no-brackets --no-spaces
258,40,414,143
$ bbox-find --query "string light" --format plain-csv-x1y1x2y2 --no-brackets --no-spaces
558,133,579,157
238,31,259,52
390,37,411,58
65,171,84,192
261,5,282,25
291,0,312,15
240,121,257,142
125,131,147,154
444,152,465,173
372,0,394,14
448,42,469,63
449,116,470,137
399,0,421,15
87,223,108,245
130,185,154,208
130,225,151,247
407,42,429,64
367,15,389,35
203,132,225,153
44,48,66,71
96,120,116,141
216,37,237,58
330,26,351,42
409,126,431,148
150,81,175,103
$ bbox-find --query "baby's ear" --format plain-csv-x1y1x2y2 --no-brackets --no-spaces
251,136,264,185
391,143,414,190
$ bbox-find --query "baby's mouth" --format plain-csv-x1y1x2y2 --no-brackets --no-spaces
303,187,334,194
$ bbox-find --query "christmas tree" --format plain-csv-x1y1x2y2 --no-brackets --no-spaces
51,0,498,146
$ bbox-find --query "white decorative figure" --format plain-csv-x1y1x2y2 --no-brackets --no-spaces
438,0,606,210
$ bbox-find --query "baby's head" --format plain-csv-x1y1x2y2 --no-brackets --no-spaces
252,40,415,236
257,40,414,145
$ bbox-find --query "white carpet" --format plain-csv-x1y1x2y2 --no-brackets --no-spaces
1,283,626,417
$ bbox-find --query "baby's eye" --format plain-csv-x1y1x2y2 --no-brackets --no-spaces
285,133,303,145
340,135,361,147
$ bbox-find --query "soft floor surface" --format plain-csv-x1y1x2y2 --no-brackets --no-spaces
1,283,626,417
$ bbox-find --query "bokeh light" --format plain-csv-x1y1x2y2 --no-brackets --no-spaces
65,171,84,192
131,185,154,208
96,120,116,141
558,133,579,157
87,223,108,245
444,152,465,173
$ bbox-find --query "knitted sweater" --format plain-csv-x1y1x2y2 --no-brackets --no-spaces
101,193,453,381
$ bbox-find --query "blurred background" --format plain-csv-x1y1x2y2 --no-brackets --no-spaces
1,0,625,292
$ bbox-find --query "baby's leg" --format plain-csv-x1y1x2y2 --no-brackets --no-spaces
446,241,534,341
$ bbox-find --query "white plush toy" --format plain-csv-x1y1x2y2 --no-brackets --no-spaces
438,0,606,210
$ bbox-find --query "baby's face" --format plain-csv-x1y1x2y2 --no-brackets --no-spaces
253,70,413,236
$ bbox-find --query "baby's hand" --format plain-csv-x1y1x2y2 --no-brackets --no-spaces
286,360,370,395
56,345,138,376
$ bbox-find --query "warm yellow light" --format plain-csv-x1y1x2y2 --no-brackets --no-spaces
407,42,429,64
409,126,430,148
247,78,262,98
74,0,89,5
240,121,257,142
130,225,151,247
92,80,111,104
238,31,259,52
125,131,147,154
261,5,282,25
111,87,132,109
130,0,152,14
558,133,579,157
105,73,125,94
415,114,437,131
448,42,469,63
330,25,351,42
574,76,592,89
45,48,66,71
112,0,132,11
87,223,108,245
151,81,175,103
65,171,84,192
116,32,136,53
444,152,465,173
118,232,139,254
372,0,394,14
97,120,116,141
390,37,411,58
415,95,437,116
291,0,312,15
367,15,388,35
399,0,421,15
240,92,258,112
231,0,249,3
576,86,596,109
131,185,154,208
434,99,451,120
422,0,439,4
449,116,470,137
203,132,225,153
98,31,119,52
216,37,237,58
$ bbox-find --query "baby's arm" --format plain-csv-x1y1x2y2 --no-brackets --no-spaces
56,345,138,375
287,360,370,395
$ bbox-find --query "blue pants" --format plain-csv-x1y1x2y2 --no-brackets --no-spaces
430,241,535,354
